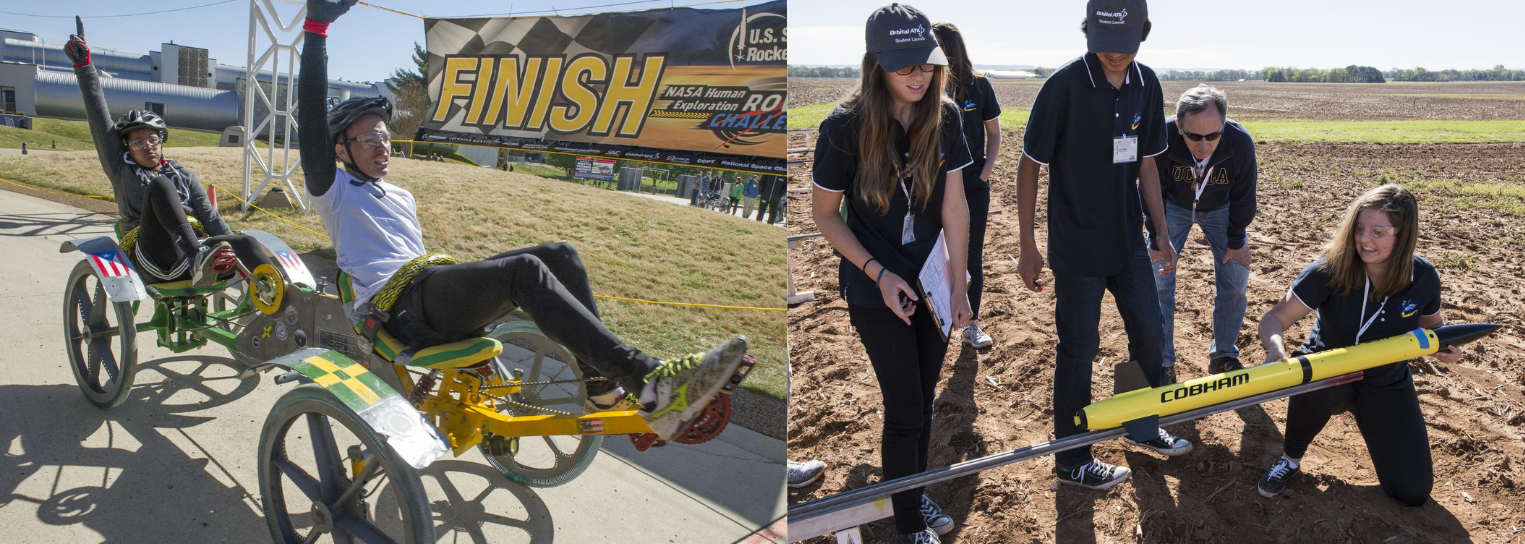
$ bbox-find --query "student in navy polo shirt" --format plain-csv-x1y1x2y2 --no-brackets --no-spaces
1146,85,1258,384
1014,0,1193,491
811,4,972,543
1254,185,1463,505
931,22,1002,350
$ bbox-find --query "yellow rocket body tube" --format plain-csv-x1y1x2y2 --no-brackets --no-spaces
1077,329,1439,431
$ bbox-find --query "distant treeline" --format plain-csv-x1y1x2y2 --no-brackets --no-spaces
1159,69,1260,81
788,64,1525,83
1384,66,1525,82
789,66,861,78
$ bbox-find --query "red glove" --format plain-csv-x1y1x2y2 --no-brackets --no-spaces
64,35,91,67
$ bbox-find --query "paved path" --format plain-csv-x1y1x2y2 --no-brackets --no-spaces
0,188,785,543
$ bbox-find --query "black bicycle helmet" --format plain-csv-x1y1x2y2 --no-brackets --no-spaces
113,109,169,144
327,96,392,142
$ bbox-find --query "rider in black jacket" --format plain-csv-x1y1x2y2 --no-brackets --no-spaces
64,25,274,287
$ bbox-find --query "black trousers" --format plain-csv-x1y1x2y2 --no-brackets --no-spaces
132,176,271,281
383,242,657,396
849,304,949,534
964,184,990,317
1282,364,1432,506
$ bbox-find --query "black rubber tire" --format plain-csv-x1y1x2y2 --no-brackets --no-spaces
62,259,138,409
257,384,434,544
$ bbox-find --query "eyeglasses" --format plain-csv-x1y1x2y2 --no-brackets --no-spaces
892,64,936,76
1355,224,1398,240
1182,131,1222,142
347,132,392,151
128,136,163,151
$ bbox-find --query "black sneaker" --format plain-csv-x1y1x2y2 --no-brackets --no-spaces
893,529,940,544
1160,365,1176,385
1055,459,1131,491
920,495,954,536
1209,356,1245,374
1125,428,1194,456
1257,457,1300,498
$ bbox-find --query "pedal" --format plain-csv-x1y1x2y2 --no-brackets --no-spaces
628,432,666,452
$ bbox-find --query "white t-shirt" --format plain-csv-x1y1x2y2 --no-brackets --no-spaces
313,169,426,314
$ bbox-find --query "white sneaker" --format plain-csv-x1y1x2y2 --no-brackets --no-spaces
640,337,749,440
962,323,993,348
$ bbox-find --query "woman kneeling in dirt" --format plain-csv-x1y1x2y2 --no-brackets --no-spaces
64,26,274,288
810,5,973,544
1253,184,1465,505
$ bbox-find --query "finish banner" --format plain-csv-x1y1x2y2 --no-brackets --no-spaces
418,0,786,174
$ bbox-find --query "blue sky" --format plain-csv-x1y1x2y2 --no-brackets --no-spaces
792,1,1525,70
2,0,775,83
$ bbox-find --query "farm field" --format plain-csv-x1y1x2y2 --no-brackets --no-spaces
786,78,1525,543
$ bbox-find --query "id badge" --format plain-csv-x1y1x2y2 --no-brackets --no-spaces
901,213,916,245
1112,136,1138,163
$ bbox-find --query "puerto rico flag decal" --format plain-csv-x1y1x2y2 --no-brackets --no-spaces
274,251,303,270
90,251,130,278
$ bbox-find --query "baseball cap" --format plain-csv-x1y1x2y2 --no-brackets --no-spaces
1086,0,1148,55
864,4,947,73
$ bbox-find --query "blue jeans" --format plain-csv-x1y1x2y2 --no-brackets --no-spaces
1052,245,1165,467
1151,202,1250,368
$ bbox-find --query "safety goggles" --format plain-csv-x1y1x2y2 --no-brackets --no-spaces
1355,224,1398,240
128,136,163,151
347,132,392,151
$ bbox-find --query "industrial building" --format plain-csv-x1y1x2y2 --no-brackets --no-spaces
0,28,387,138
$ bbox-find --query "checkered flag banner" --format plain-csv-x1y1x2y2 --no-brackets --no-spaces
419,0,785,174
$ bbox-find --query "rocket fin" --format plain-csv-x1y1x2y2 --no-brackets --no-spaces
1113,359,1151,395
1121,415,1160,444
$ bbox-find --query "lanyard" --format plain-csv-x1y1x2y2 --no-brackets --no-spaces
1355,274,1388,344
1191,162,1216,215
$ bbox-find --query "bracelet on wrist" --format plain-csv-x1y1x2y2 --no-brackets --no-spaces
875,265,888,284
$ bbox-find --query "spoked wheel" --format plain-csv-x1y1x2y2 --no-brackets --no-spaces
477,325,601,488
62,260,138,409
258,385,434,544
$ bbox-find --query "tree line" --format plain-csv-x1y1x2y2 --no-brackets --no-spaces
1385,65,1525,82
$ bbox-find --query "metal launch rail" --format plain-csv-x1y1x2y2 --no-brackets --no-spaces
786,371,1366,541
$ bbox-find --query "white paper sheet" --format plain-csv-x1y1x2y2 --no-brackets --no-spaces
917,230,971,340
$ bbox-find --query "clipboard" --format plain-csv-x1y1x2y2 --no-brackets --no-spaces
915,230,970,342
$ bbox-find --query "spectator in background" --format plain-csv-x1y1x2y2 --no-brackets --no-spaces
743,174,761,219
728,174,743,214
758,174,782,223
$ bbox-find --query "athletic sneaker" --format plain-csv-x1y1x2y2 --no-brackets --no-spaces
1125,428,1194,456
1257,456,1301,498
1209,356,1245,375
920,495,955,536
640,336,749,440
191,241,234,288
787,459,826,488
962,323,993,348
1160,364,1176,385
1055,459,1131,490
893,528,940,544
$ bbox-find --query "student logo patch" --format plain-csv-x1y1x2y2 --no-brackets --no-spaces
962,99,977,111
1401,299,1418,318
1131,112,1141,131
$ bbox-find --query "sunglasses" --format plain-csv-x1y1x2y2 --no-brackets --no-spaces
1182,130,1222,142
892,64,936,76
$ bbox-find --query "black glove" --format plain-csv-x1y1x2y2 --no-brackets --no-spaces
306,0,357,25
64,35,90,67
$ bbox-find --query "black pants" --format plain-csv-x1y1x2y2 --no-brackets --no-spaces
383,242,656,396
964,184,990,317
1283,364,1431,506
849,304,949,534
132,176,271,281
755,197,771,222
1051,246,1166,467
